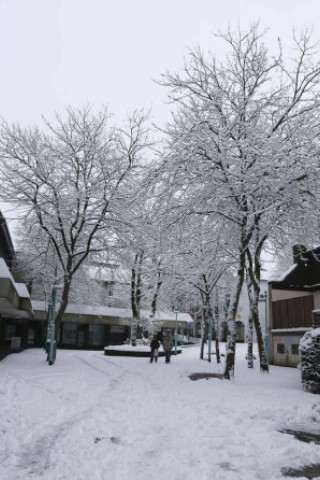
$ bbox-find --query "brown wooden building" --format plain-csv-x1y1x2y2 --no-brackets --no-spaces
269,245,319,367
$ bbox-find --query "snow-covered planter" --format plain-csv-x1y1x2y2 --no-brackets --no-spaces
299,328,320,394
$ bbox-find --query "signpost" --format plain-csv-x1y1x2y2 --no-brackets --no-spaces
174,310,179,355
259,290,269,362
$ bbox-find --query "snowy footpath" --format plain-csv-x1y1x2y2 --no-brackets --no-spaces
1,343,320,480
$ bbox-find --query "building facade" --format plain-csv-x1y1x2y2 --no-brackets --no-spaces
0,211,193,357
268,245,320,367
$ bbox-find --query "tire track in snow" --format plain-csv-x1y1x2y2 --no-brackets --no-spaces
8,353,184,479
13,353,133,478
17,405,95,476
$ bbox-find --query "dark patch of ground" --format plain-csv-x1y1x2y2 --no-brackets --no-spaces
282,464,320,479
280,427,320,478
280,428,320,445
189,372,224,381
94,436,120,444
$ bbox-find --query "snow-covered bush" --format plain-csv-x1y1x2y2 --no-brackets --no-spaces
299,328,320,394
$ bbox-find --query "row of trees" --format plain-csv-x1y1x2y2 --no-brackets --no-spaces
1,24,320,378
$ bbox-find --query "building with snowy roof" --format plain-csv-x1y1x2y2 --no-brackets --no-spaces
31,300,193,349
0,212,34,359
268,244,320,367
0,210,193,357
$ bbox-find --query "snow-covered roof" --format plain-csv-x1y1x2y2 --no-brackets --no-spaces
15,283,30,299
32,300,133,318
31,300,193,323
271,328,312,333
269,264,297,282
140,310,193,323
0,257,14,281
0,258,31,304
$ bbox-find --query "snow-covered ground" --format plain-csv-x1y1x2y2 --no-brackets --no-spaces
1,343,320,480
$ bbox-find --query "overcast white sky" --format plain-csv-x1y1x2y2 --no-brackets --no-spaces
1,0,320,127
1,0,320,248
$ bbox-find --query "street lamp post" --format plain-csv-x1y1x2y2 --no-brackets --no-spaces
174,310,179,355
259,290,269,362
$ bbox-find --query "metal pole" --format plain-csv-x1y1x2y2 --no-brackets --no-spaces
259,291,269,363
174,311,179,355
47,279,64,366
46,298,52,354
264,291,269,362
48,284,57,366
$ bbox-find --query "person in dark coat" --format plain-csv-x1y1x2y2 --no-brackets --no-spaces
162,334,173,363
150,336,160,363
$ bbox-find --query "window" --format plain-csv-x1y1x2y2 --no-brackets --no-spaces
277,343,286,354
4,325,16,341
88,325,105,346
62,323,77,345
27,329,35,345
291,344,299,355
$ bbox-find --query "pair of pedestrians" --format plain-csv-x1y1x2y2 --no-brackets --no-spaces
150,335,173,363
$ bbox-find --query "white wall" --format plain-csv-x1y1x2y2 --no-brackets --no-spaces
218,280,269,341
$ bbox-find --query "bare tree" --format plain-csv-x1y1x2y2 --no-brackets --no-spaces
0,106,150,342
163,213,231,361
112,189,176,344
159,24,320,378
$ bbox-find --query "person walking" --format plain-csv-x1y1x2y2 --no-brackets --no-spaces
150,336,160,363
162,334,173,363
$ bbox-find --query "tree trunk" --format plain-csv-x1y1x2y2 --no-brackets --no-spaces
214,290,221,363
200,311,208,360
252,307,268,372
148,266,163,336
130,252,144,345
223,252,246,379
55,275,71,342
247,312,254,368
130,314,139,346
245,272,254,368
245,235,269,372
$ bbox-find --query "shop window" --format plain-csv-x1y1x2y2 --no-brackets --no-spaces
62,323,77,345
291,344,299,355
77,330,85,347
109,325,127,345
27,329,35,345
277,343,286,354
4,325,17,341
88,325,104,346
